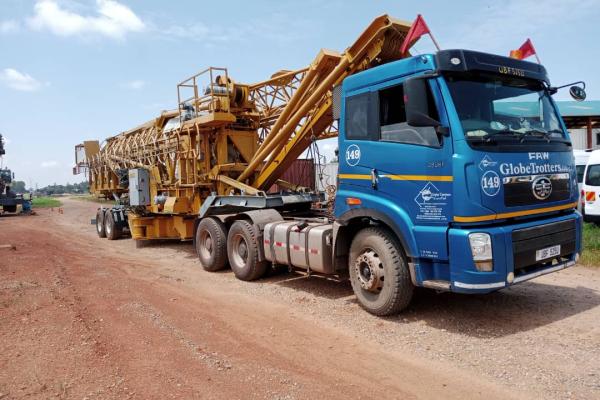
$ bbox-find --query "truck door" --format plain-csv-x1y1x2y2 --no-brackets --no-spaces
339,79,453,261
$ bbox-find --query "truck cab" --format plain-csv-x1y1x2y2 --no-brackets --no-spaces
335,49,581,296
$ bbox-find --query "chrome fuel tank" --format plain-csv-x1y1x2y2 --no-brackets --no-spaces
263,221,333,274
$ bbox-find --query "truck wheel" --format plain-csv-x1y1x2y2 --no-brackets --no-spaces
227,220,267,281
96,209,106,238
195,217,228,271
349,227,413,316
104,211,122,240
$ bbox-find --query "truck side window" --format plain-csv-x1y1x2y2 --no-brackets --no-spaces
345,93,371,140
379,84,441,147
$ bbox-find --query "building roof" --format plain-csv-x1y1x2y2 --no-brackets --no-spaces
555,101,600,117
494,100,600,129
556,101,600,129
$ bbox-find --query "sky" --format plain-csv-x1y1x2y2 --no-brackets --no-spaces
1,0,599,188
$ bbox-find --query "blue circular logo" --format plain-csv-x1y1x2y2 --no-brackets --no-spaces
345,144,361,166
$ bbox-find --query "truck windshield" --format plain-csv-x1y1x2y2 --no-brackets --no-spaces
445,73,565,144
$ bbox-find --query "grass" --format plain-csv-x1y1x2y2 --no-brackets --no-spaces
582,223,600,267
70,194,115,204
31,196,62,208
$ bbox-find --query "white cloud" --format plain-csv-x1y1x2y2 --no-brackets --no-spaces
0,68,44,92
28,0,145,40
123,79,145,90
40,160,59,168
0,20,19,34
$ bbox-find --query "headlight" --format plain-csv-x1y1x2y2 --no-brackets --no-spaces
469,232,493,272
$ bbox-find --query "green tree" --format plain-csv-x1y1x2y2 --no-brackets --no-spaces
11,180,26,193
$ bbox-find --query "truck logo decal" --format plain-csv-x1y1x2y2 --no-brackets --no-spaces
481,171,501,196
345,144,361,166
414,182,451,222
532,176,552,200
479,155,497,170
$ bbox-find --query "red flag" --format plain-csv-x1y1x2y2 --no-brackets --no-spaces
400,14,431,55
510,38,537,60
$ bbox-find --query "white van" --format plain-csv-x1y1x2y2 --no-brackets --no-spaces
574,150,591,212
582,150,600,223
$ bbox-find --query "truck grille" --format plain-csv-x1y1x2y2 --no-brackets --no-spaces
503,173,570,207
512,219,576,271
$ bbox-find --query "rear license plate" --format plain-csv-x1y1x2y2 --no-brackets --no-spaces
536,245,561,261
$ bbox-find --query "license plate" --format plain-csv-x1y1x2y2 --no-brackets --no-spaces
535,245,561,261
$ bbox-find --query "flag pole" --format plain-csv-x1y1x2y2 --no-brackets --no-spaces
533,53,541,64
428,33,441,52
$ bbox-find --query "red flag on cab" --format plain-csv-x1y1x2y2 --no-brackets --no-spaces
509,38,537,60
400,14,433,55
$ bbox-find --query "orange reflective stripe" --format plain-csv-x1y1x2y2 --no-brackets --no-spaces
454,202,577,223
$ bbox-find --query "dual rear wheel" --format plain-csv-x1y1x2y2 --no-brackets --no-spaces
96,209,122,240
195,218,267,281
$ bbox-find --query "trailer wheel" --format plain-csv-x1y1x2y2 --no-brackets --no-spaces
104,211,122,240
195,217,228,272
3,205,17,213
96,209,106,238
227,220,267,281
349,227,413,316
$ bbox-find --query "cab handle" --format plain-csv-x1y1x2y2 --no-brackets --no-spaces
371,169,378,189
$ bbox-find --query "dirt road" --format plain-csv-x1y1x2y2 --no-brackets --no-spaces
1,198,599,399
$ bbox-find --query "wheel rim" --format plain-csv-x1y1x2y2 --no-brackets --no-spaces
354,249,384,293
97,218,102,233
198,229,213,260
231,233,249,268
105,218,112,235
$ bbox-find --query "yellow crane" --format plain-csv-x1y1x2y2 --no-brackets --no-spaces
75,15,411,241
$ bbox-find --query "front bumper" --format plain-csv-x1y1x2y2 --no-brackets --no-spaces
448,212,581,293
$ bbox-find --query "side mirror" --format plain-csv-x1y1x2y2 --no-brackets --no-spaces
570,86,586,102
403,78,441,127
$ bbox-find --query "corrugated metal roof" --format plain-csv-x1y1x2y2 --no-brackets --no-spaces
493,100,600,117
555,101,600,117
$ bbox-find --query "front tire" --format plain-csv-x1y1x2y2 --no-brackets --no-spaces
195,217,228,271
96,209,106,238
349,227,413,316
227,220,267,281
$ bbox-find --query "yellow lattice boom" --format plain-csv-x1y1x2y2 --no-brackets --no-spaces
74,15,411,241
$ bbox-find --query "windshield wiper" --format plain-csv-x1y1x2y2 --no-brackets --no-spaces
521,129,564,143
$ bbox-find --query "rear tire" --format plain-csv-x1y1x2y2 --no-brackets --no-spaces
349,226,413,316
96,209,106,238
3,205,17,213
104,211,122,240
195,217,228,271
227,220,267,281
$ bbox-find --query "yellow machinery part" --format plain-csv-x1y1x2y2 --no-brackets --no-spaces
73,14,414,241
128,214,195,240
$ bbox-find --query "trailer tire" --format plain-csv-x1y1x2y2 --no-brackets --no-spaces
104,211,122,240
195,217,229,272
349,226,413,316
3,205,17,213
227,220,267,281
96,209,106,238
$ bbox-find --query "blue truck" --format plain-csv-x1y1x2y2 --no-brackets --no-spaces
196,48,584,316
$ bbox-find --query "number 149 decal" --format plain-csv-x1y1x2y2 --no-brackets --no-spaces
481,170,500,196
